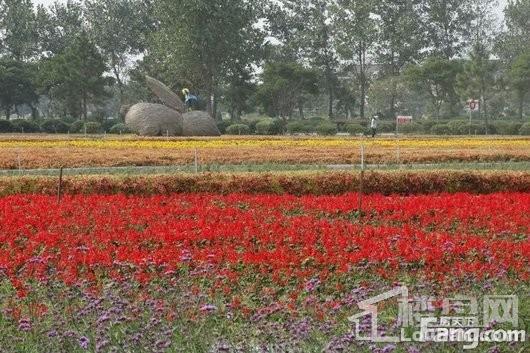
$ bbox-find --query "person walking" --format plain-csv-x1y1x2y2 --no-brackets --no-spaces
370,114,379,138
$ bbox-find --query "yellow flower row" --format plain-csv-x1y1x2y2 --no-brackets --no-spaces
0,137,529,150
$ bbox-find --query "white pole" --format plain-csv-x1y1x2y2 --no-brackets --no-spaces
361,145,365,171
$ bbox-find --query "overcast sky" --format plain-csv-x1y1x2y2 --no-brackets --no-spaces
33,0,509,20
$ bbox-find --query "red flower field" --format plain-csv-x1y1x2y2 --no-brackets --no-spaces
1,192,528,292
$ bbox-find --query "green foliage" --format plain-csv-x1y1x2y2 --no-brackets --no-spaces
519,123,530,136
0,0,38,60
216,120,228,135
226,124,251,135
255,120,274,135
69,120,85,133
84,122,102,134
0,120,14,133
0,59,38,119
493,121,522,135
39,32,113,120
149,0,263,115
405,57,463,118
509,51,530,119
316,122,338,136
11,119,40,133
256,62,319,118
109,123,132,134
269,119,286,135
286,121,312,134
345,123,364,136
430,124,452,135
85,0,153,98
40,119,70,134
398,122,423,134
101,119,119,132
377,121,396,133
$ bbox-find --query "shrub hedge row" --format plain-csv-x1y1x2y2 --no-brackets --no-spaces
0,118,128,134
1,171,528,197
224,119,530,136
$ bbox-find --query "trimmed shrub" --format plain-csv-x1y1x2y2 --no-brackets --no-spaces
269,119,285,135
430,124,452,135
377,121,396,133
255,120,274,135
446,120,468,135
216,120,228,134
109,123,132,134
494,121,522,135
85,122,102,134
40,119,70,134
0,120,14,133
317,122,338,136
345,123,364,136
398,122,423,134
520,123,530,136
286,121,312,134
102,119,119,132
11,119,40,133
225,124,250,135
69,120,85,133
421,120,437,134
1,171,529,197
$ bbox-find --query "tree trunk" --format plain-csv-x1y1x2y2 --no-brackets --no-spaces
328,84,334,119
82,94,88,121
298,97,305,119
359,43,367,120
5,107,11,121
518,92,524,120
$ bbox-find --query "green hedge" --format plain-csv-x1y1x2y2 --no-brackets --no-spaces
226,124,250,135
40,119,70,134
317,122,338,136
0,120,14,133
11,119,40,133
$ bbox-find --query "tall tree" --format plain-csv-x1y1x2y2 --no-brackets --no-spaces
279,0,338,119
256,62,319,119
375,0,425,118
149,0,263,117
333,0,378,120
405,56,463,119
85,0,154,102
0,59,38,119
35,0,85,56
0,0,38,60
457,43,499,132
495,0,530,63
509,50,530,119
420,0,473,59
40,32,113,120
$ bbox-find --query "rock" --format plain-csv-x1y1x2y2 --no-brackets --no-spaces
182,111,221,136
125,103,183,136
145,76,186,113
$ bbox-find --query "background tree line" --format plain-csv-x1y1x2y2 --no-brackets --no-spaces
0,0,529,135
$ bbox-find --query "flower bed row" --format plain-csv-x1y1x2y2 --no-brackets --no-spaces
1,171,529,196
2,192,528,290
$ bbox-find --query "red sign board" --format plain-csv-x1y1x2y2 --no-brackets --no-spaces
396,116,413,124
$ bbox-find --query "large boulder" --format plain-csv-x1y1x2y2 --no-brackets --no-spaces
182,111,221,136
125,103,183,136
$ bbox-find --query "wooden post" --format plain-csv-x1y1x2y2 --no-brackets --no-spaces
194,149,199,174
57,167,64,204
